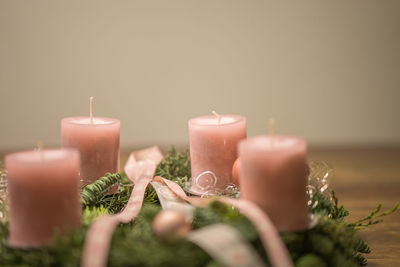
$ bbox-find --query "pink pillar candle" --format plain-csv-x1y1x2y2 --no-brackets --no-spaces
61,117,120,187
238,135,309,232
5,149,81,248
189,114,246,194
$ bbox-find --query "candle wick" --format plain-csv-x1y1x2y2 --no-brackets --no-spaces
269,118,275,149
212,110,221,125
89,96,94,124
37,141,44,160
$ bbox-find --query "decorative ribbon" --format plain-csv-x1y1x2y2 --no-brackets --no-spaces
150,179,194,219
81,146,163,267
188,224,267,267
153,177,293,267
81,146,293,267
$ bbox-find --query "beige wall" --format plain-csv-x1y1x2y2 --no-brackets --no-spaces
0,0,399,150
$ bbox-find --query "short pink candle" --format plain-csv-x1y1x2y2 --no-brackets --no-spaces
61,117,120,187
5,149,81,248
238,135,309,232
189,114,246,194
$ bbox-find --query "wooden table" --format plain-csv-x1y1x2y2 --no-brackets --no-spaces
307,147,400,266
2,147,399,266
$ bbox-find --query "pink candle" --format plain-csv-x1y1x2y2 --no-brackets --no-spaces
61,117,120,187
189,114,246,195
238,135,309,232
5,149,81,248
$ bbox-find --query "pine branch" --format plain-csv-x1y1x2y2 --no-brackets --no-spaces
310,191,349,220
81,173,121,206
312,216,365,266
330,190,349,219
350,203,399,230
355,239,371,254
82,206,109,225
354,253,368,266
154,147,191,186
144,188,158,204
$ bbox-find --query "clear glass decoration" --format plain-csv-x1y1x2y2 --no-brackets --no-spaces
184,160,332,202
306,160,333,207
183,171,240,198
0,163,7,222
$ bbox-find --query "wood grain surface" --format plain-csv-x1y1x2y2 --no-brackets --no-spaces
308,147,400,266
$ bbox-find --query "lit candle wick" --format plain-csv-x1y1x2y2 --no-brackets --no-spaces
269,118,275,149
89,96,94,124
37,141,44,160
212,110,221,125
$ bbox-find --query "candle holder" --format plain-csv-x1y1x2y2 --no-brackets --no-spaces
182,159,331,231
183,160,332,200
183,172,240,198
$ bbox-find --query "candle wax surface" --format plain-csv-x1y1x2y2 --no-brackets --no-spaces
192,116,237,125
66,117,117,125
239,135,302,151
5,149,81,248
189,114,246,195
238,135,309,232
61,116,120,187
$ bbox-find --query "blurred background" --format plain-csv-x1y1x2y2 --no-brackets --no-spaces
0,0,399,151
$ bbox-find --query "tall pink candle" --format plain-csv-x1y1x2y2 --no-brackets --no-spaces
238,135,309,232
189,114,246,195
5,149,81,248
61,117,120,187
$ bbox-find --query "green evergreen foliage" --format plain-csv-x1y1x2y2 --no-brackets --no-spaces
310,190,349,220
349,203,400,230
81,173,121,206
81,172,159,214
0,148,398,266
154,147,191,187
296,254,326,267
